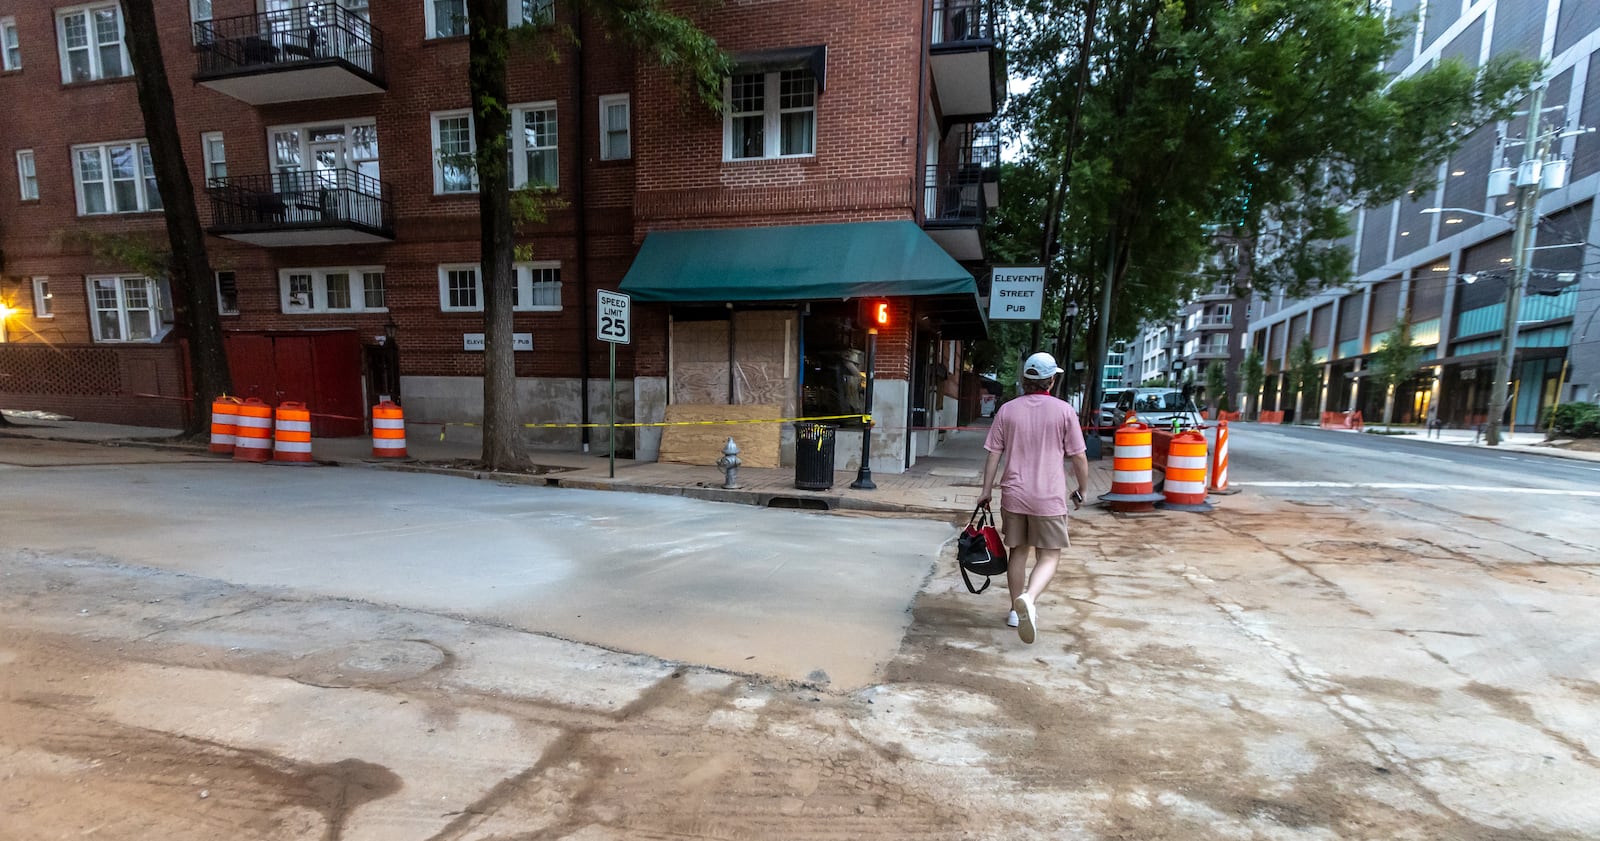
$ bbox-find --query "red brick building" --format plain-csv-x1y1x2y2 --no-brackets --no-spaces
0,0,1001,473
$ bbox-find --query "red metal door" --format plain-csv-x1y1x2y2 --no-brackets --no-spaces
224,333,278,404
273,336,317,406
309,332,364,437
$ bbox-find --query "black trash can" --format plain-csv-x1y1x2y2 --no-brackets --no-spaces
794,422,838,490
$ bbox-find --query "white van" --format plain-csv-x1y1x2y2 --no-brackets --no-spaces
1110,388,1203,431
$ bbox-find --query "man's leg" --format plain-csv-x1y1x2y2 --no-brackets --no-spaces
1026,548,1061,600
1007,546,1031,604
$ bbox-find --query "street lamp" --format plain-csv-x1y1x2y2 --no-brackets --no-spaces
1056,302,1080,399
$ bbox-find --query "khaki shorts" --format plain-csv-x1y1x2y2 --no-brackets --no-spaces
1000,510,1071,550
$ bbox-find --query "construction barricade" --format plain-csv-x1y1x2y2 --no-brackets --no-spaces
372,401,407,458
1099,420,1164,513
1209,420,1231,492
209,396,243,455
1157,430,1212,512
232,398,274,463
272,402,314,463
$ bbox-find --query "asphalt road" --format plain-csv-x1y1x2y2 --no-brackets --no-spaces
1228,423,1600,491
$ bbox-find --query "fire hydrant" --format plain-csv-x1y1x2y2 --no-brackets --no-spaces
716,437,742,489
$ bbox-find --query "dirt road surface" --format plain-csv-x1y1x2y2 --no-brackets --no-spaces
3,442,1599,839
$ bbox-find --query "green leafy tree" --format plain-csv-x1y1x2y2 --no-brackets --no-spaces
1004,0,1538,418
465,0,728,470
1287,335,1320,424
119,0,234,435
1239,348,1265,420
1370,311,1426,431
1204,360,1228,415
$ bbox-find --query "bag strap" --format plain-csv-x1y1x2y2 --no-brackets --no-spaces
959,561,991,595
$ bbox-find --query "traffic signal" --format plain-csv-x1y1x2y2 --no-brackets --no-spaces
864,299,890,328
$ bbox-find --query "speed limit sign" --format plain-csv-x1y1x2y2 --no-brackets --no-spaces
597,290,631,345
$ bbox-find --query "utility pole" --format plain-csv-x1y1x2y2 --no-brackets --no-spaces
1485,86,1545,447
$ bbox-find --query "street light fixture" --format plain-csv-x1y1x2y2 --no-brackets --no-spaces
1057,302,1080,399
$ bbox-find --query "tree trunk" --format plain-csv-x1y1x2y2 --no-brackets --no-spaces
468,0,520,470
121,0,232,435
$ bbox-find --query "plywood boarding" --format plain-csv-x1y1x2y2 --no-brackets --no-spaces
659,403,783,468
671,320,730,404
732,310,798,415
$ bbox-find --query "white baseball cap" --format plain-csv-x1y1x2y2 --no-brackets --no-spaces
1022,352,1064,379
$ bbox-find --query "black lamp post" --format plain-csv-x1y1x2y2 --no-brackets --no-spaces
850,327,878,490
382,317,401,405
1058,302,1080,397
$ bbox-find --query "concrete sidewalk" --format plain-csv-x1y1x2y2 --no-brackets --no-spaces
0,410,1119,518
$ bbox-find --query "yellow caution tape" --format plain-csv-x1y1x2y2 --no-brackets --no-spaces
434,414,872,440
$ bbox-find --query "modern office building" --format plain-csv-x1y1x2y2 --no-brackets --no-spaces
1245,0,1599,428
0,0,1004,473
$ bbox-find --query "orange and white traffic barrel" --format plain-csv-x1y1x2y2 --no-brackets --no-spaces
371,401,407,458
232,398,274,463
272,402,313,463
209,395,244,455
1098,419,1164,513
1209,420,1230,492
1158,429,1213,512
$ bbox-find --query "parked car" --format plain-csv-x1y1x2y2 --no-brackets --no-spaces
1109,388,1203,431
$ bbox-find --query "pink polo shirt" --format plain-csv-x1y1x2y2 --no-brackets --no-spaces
984,393,1087,517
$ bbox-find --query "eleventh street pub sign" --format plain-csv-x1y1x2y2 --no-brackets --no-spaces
987,266,1046,321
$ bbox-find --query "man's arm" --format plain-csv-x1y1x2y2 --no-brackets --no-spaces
1069,452,1090,509
976,448,1003,508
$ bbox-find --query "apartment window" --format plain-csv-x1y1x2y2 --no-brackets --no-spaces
269,119,381,184
439,264,479,310
33,278,53,318
281,267,386,313
201,132,226,183
2,17,20,70
427,0,467,38
88,275,160,342
515,103,557,188
57,3,129,83
439,262,562,311
215,271,238,314
429,0,551,37
513,262,561,310
432,111,476,193
599,94,630,160
190,0,212,24
16,150,37,200
73,141,162,215
725,69,816,160
432,104,558,193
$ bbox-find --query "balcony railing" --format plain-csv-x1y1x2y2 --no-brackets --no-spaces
931,0,996,45
923,163,987,226
207,169,394,245
194,3,385,101
1195,317,1233,329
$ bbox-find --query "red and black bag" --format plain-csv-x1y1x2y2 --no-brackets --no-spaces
956,504,1008,594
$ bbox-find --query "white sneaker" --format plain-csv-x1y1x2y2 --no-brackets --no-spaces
1006,610,1019,628
1013,593,1037,644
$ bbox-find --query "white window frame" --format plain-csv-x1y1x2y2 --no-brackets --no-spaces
431,104,558,194
2,17,20,71
190,0,212,24
32,278,53,318
56,2,129,84
201,131,227,184
16,149,37,200
427,0,552,38
723,69,817,161
87,275,162,343
215,270,239,315
267,118,381,183
431,109,477,194
72,139,162,215
438,262,562,312
599,94,631,161
279,267,387,314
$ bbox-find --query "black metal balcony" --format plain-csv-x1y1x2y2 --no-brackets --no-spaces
206,170,394,247
194,4,385,105
930,0,1005,122
922,163,986,262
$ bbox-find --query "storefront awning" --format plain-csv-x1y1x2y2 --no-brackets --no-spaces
620,221,981,305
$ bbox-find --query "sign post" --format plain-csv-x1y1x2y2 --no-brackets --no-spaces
987,267,1047,322
596,290,632,478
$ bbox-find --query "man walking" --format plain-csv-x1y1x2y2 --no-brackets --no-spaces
975,352,1091,644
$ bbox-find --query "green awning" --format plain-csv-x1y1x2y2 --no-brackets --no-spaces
619,221,980,303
